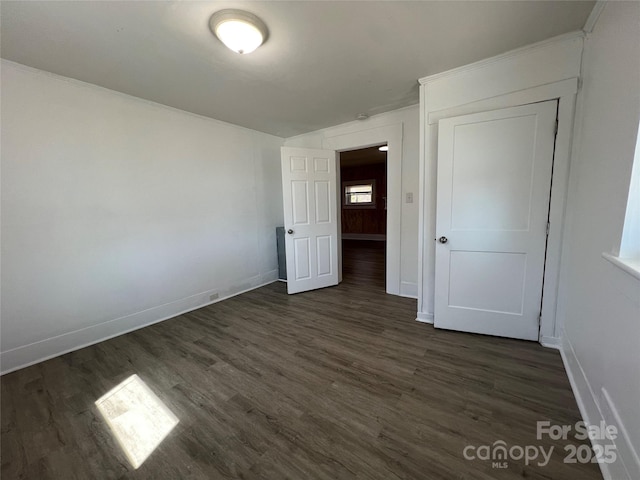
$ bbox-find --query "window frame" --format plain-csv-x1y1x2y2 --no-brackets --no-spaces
603,121,640,280
342,179,377,209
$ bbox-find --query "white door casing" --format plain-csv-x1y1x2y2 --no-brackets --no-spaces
281,147,339,294
434,101,557,340
322,123,404,297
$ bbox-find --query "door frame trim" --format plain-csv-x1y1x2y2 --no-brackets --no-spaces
323,124,404,296
419,77,579,342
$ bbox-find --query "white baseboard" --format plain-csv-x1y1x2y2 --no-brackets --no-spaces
560,335,639,480
540,335,561,349
599,388,640,480
416,312,434,324
399,281,418,299
341,233,386,241
0,269,279,375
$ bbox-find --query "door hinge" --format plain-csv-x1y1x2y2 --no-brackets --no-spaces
554,119,559,136
546,221,550,236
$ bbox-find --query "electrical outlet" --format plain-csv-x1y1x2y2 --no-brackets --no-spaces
209,292,219,302
406,192,414,203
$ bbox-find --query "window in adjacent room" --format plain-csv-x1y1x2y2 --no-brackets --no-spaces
343,180,376,208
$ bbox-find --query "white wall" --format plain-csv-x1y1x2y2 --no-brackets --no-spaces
284,106,420,298
0,61,284,373
559,3,640,479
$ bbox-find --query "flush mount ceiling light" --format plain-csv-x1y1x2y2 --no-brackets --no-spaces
378,145,389,152
209,9,268,54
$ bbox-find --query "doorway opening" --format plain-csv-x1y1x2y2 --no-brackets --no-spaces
339,145,387,291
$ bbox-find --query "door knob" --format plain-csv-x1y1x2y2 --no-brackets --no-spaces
438,236,448,244
287,229,294,235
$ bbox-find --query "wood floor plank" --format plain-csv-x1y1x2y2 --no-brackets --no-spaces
0,241,602,479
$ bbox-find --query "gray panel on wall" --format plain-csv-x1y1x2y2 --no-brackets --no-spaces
276,227,287,280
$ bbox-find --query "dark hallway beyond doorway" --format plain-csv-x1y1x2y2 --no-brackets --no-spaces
342,239,385,291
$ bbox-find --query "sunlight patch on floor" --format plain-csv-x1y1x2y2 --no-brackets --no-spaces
95,374,179,469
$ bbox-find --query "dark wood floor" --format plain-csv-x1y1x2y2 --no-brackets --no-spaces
342,239,386,291
1,242,602,479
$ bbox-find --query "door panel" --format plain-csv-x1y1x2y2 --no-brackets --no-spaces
314,181,331,223
293,237,311,280
291,181,309,225
451,115,537,231
316,235,332,276
448,251,526,314
281,147,338,294
434,101,557,340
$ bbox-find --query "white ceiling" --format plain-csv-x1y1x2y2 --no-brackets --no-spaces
0,1,594,138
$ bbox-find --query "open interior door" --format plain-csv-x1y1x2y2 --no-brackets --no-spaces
434,101,557,340
281,147,339,294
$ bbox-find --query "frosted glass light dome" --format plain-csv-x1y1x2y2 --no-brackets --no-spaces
209,10,268,55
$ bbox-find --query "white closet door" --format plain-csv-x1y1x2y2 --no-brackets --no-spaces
434,101,557,340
